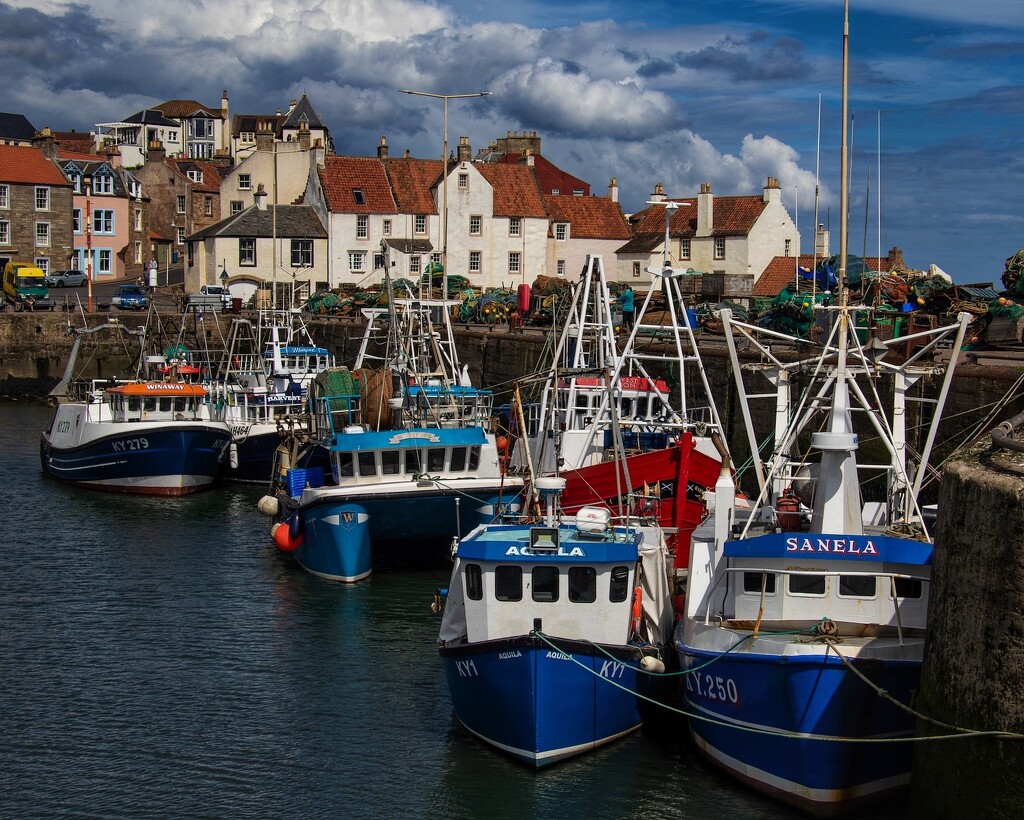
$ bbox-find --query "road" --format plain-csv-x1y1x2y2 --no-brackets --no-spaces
42,267,185,313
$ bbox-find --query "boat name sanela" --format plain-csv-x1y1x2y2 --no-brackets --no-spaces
504,545,585,557
785,536,879,556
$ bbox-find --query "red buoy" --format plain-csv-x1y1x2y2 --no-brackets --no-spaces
517,283,531,315
272,522,303,552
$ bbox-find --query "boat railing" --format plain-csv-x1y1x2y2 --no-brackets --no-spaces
700,565,930,644
312,393,363,437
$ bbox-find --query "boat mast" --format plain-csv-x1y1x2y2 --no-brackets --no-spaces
839,0,850,294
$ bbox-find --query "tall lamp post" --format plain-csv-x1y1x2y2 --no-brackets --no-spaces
85,174,93,312
399,89,492,304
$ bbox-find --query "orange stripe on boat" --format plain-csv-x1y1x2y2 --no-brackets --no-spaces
106,382,208,397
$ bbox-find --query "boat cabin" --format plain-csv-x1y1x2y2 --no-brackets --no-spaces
104,382,210,423
446,517,642,645
689,525,930,637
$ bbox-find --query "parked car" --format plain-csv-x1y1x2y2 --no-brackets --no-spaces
45,269,89,288
112,284,149,311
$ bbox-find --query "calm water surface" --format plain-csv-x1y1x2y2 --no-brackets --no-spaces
1,403,904,818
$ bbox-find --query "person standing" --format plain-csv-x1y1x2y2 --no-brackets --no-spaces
618,284,635,332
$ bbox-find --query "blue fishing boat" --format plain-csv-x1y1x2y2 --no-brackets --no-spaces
674,299,969,814
40,320,231,495
263,267,523,581
437,477,674,766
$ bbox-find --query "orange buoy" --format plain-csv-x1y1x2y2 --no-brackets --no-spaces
272,521,302,552
517,283,531,315
631,586,643,633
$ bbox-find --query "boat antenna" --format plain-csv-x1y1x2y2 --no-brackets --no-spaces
877,110,882,283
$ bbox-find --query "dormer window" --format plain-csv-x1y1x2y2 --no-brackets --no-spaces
92,175,112,195
352,189,365,205
187,170,203,183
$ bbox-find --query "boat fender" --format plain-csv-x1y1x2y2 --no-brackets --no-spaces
288,513,303,541
257,495,280,517
640,655,665,674
229,441,239,470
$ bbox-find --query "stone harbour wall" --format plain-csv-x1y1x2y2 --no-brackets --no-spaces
910,451,1024,817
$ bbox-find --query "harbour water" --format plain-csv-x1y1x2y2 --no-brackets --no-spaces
3,403,904,818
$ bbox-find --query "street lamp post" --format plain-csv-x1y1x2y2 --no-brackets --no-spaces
399,89,492,304
85,175,93,312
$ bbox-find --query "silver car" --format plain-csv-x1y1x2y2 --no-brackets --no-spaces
45,269,89,288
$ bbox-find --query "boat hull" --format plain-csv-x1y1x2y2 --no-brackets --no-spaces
288,486,521,582
677,638,919,816
439,635,645,766
40,426,231,496
223,425,329,484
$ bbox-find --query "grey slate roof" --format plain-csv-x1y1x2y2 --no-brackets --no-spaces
0,112,37,142
282,94,326,130
123,109,179,127
383,238,434,254
188,205,327,241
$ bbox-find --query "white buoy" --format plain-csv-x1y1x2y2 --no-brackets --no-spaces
640,655,665,674
257,495,280,517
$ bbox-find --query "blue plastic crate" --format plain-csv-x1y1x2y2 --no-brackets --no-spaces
287,467,325,496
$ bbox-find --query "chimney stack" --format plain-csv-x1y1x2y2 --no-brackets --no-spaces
31,127,58,159
887,246,905,271
763,176,781,203
815,223,830,258
457,135,472,162
254,183,267,210
649,182,666,204
697,182,713,236
607,177,618,203
377,135,388,159
147,139,166,164
297,121,310,150
255,121,275,153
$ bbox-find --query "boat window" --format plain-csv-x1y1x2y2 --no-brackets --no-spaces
787,574,826,596
173,397,186,412
468,447,480,471
358,451,376,477
450,446,467,471
494,566,522,602
159,397,172,412
405,449,421,475
609,566,630,602
129,396,140,411
532,567,560,602
465,564,483,600
839,575,876,598
427,448,445,473
144,397,156,412
338,452,355,478
381,450,400,475
620,398,634,417
743,572,777,594
568,567,597,603
894,578,923,599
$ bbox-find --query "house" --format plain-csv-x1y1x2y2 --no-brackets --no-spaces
477,130,591,197
0,112,39,146
186,185,328,305
307,152,399,284
231,94,332,163
96,91,230,164
754,236,901,298
619,179,800,301
543,181,630,279
220,127,326,219
55,151,148,281
0,144,74,274
133,143,225,270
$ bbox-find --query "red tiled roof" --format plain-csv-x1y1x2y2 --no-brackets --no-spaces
544,195,629,239
383,157,441,214
0,145,71,185
477,164,547,218
754,254,892,297
59,149,105,162
167,158,224,193
154,99,223,119
630,196,765,237
319,155,396,213
496,153,590,196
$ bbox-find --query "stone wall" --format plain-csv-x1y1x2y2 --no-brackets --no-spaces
910,452,1024,817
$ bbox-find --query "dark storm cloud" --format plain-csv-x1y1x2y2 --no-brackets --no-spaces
674,32,812,82
637,58,677,80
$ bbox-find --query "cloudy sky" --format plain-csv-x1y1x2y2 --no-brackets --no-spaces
2,0,1022,283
